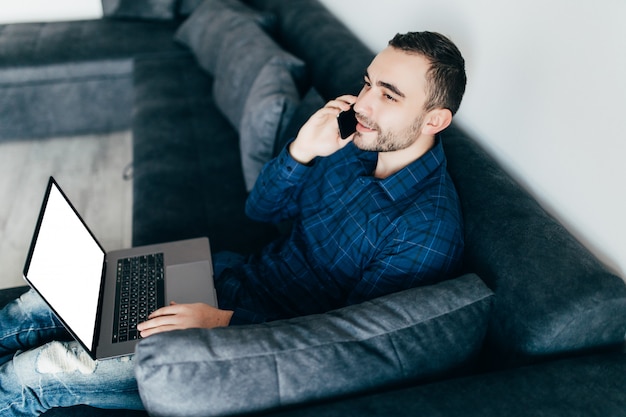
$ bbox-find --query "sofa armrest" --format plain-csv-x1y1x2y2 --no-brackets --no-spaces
135,273,493,416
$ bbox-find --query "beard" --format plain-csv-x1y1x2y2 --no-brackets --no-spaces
353,112,424,152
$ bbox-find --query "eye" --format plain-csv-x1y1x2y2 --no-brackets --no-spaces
384,93,397,102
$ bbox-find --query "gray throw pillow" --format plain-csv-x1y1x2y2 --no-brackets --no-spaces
174,0,276,75
211,18,305,131
177,0,204,16
239,58,301,191
135,273,494,417
101,0,177,20
274,87,327,157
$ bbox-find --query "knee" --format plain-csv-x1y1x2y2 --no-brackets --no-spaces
12,341,96,386
3,340,141,414
1,341,98,414
33,341,97,375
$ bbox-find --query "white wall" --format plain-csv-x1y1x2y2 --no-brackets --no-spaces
320,0,626,280
2,1,624,279
0,0,102,24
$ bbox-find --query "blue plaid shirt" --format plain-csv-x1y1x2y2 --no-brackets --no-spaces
216,138,464,324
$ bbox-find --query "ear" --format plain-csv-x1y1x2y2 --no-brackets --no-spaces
422,108,452,135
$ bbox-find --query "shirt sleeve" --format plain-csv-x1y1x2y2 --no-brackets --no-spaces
345,218,464,305
245,141,314,224
229,307,271,326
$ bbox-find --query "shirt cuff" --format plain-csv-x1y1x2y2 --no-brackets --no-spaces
275,139,315,182
229,308,267,326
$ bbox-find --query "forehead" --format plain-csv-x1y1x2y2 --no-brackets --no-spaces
367,46,430,100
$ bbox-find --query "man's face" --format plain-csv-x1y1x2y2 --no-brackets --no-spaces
353,47,430,152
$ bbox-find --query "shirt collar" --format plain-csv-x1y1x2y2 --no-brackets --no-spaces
356,136,447,202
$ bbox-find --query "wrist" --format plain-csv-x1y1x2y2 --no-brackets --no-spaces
288,140,315,165
216,309,234,327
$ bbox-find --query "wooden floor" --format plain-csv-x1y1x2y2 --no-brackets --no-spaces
0,131,133,289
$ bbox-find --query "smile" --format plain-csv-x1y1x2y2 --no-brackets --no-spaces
356,115,377,132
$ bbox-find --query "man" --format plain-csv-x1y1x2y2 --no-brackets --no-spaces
0,31,466,414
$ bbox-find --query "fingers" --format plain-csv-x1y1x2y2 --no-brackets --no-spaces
335,94,357,105
137,303,182,337
325,95,357,113
137,317,175,338
146,302,178,320
137,302,232,337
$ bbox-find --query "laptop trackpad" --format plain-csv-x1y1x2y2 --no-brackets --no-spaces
165,261,217,307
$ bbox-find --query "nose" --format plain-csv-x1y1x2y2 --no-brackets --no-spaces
354,91,371,116
353,90,372,118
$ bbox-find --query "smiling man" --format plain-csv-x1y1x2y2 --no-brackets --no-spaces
0,31,467,415
143,31,467,332
141,31,468,329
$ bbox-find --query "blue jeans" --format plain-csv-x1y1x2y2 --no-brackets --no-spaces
0,289,142,415
0,251,243,415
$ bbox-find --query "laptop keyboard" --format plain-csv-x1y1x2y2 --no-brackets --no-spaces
112,253,165,343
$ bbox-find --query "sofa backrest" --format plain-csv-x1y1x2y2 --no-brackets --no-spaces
246,0,374,101
247,0,626,367
442,125,626,366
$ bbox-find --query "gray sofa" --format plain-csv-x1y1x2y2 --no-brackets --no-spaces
1,0,625,416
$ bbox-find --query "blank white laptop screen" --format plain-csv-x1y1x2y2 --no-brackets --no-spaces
24,183,105,352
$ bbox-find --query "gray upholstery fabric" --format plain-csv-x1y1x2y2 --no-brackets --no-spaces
0,60,132,85
174,0,275,75
212,17,305,130
101,0,177,20
275,87,326,155
257,352,626,417
239,58,300,190
0,60,133,140
0,20,182,67
135,274,493,417
131,53,279,253
177,0,204,16
0,19,183,140
441,124,626,366
246,0,375,101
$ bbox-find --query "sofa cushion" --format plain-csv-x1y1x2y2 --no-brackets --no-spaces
246,0,374,101
212,17,305,131
239,58,301,190
0,60,134,140
0,20,182,68
178,0,208,16
131,53,279,253
174,0,275,75
275,87,326,156
135,273,493,417
101,0,178,20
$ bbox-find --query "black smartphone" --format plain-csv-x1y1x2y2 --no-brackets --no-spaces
337,106,358,139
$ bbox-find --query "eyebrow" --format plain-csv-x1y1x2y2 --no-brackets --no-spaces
364,71,406,98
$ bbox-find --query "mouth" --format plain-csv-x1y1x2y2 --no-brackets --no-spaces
356,115,377,133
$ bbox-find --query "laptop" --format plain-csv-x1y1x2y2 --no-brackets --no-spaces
23,177,217,360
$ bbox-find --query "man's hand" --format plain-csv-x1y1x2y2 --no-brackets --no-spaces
137,302,234,338
289,95,357,164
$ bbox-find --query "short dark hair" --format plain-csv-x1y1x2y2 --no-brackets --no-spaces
389,32,466,115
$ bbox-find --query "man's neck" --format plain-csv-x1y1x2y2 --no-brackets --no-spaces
373,135,435,179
